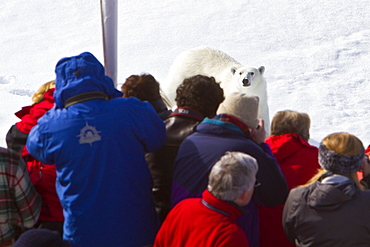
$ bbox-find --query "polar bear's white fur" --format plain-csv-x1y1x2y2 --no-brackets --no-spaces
162,46,270,134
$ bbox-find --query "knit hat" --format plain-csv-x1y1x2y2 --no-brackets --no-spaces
216,92,259,129
319,142,364,175
14,229,71,247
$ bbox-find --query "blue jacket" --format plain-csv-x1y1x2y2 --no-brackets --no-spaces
171,118,288,247
27,52,166,247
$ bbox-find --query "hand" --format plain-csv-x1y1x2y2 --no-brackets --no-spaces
250,119,266,144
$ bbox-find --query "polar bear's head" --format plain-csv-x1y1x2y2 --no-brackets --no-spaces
230,66,265,89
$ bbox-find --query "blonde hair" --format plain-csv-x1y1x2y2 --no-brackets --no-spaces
270,110,311,141
322,132,364,156
32,80,55,104
302,132,364,190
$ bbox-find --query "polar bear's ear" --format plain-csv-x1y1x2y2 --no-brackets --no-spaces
258,66,265,75
231,67,238,74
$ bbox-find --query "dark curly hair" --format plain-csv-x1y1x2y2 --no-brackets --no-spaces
175,75,224,118
121,74,161,101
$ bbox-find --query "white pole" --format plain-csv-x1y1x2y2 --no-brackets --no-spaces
100,0,118,87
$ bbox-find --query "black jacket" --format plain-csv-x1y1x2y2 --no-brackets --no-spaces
146,107,204,222
283,175,370,247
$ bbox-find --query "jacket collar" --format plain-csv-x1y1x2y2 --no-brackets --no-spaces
64,91,109,108
200,118,244,135
201,190,244,220
169,107,204,121
150,99,169,113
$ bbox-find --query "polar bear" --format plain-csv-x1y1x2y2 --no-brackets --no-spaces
162,46,270,134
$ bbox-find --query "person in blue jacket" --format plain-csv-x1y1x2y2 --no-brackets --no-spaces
26,52,166,247
171,92,289,247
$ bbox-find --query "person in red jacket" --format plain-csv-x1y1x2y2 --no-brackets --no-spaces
359,145,370,186
6,81,56,155
259,110,320,247
154,151,258,247
6,80,64,236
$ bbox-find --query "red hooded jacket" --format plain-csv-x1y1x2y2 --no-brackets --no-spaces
259,133,320,247
16,88,64,222
16,88,55,135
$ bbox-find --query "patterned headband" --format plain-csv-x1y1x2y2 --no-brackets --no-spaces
319,142,364,175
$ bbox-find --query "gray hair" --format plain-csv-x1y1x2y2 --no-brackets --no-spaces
208,151,258,201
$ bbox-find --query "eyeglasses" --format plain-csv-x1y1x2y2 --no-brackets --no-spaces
254,180,261,188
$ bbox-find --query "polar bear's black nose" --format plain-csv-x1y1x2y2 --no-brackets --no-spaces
242,78,251,87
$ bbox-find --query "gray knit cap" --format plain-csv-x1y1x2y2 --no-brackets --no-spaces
319,142,364,175
216,92,259,129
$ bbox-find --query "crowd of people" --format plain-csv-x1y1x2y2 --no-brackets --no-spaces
1,51,370,247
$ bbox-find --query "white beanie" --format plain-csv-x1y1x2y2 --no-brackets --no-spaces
217,92,259,129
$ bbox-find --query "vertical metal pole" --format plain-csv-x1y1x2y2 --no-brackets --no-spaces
100,0,118,87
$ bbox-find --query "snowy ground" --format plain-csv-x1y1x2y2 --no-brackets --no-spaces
1,0,370,147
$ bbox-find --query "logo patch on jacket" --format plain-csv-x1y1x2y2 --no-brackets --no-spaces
77,122,102,146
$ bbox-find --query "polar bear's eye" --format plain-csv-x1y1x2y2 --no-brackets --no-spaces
251,72,255,76
239,72,243,75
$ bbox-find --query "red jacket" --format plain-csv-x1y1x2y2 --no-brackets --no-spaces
16,88,64,222
357,145,370,180
16,88,56,135
259,133,320,247
154,190,249,247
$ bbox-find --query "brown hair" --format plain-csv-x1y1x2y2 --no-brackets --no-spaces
270,110,311,141
121,74,162,102
32,80,55,104
175,75,224,118
322,132,364,156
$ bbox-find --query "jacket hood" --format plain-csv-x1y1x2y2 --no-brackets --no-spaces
43,88,55,102
308,178,356,210
266,133,315,161
54,52,122,108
